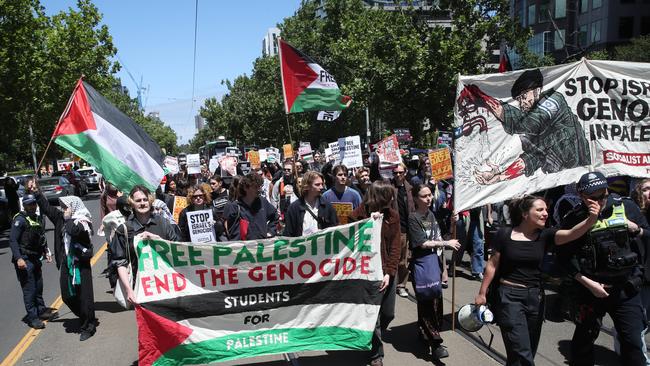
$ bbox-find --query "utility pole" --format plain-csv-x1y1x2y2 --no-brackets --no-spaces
365,106,371,154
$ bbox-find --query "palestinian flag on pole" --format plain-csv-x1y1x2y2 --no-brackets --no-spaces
134,218,383,366
279,38,352,113
52,79,165,193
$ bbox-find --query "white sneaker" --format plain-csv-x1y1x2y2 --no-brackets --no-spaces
396,287,409,298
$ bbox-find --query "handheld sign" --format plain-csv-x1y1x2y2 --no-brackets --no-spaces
187,209,216,243
172,196,189,224
428,148,453,181
186,154,201,174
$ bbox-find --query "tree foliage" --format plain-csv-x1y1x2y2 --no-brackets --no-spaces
197,0,529,149
0,0,176,171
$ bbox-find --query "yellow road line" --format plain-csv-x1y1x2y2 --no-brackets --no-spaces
0,242,108,366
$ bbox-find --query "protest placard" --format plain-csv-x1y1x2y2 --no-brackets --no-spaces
375,135,401,165
298,142,312,157
172,196,189,224
133,218,383,366
428,148,453,181
248,151,261,169
163,156,179,175
331,202,354,224
208,158,219,175
219,156,238,177
327,142,340,164
283,144,294,160
258,149,268,163
57,159,74,171
186,154,201,174
437,131,453,148
337,135,363,168
187,209,216,243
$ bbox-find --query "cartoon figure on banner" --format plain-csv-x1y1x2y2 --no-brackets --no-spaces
456,69,591,185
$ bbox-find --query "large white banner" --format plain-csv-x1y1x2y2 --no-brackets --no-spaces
454,59,650,211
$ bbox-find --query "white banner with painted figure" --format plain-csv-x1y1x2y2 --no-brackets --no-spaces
454,59,650,212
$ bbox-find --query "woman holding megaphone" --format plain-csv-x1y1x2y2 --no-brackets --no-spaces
474,195,599,366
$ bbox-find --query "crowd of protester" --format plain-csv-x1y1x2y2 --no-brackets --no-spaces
9,150,650,366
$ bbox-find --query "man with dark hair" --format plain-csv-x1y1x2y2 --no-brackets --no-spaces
457,69,591,185
322,164,362,210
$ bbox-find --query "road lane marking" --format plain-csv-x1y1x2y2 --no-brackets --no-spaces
0,242,107,366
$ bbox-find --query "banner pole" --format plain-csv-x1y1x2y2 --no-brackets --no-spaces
451,212,457,332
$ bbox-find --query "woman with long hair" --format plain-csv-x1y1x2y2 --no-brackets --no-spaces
474,195,599,366
177,185,220,242
408,184,460,360
633,178,650,222
348,181,401,366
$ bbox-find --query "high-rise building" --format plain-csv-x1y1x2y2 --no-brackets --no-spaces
195,115,205,131
509,0,650,64
262,27,280,57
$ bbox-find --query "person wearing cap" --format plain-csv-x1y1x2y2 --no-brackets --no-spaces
558,171,650,366
458,69,591,185
9,194,55,329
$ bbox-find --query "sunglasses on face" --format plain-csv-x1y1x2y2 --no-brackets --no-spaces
393,171,405,175
192,195,204,199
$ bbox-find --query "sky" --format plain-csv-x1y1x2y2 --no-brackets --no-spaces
42,0,302,144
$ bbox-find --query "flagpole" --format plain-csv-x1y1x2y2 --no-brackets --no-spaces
37,76,83,172
285,113,294,146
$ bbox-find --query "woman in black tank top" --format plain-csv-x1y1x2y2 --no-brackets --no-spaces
474,195,599,366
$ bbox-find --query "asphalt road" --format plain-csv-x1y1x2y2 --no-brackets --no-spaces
0,192,105,362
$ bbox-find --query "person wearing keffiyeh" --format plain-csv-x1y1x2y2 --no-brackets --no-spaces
32,183,98,342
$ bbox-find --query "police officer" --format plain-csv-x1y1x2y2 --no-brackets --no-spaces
559,172,649,366
9,194,56,329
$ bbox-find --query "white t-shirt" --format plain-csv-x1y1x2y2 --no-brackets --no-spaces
302,201,319,236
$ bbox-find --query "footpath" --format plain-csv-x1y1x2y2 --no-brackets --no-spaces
10,250,631,366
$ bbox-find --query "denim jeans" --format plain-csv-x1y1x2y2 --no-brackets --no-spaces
467,219,485,275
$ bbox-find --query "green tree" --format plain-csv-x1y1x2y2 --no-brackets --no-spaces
200,0,530,148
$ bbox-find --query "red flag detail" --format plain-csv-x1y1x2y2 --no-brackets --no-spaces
279,39,319,113
498,51,511,73
52,79,97,137
136,305,193,366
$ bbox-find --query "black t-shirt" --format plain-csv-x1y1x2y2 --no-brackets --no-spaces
494,227,557,287
408,210,442,258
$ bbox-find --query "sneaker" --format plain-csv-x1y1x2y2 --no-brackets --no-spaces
472,273,484,281
370,357,383,366
29,319,45,330
432,345,449,359
441,281,449,289
396,287,409,298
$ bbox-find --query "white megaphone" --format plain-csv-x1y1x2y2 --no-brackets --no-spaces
457,304,494,332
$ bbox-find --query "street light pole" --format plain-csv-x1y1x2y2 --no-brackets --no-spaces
365,106,371,154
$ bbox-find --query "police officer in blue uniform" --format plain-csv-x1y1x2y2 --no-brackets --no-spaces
559,172,650,366
9,194,56,329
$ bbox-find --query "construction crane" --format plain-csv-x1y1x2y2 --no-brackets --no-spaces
117,55,148,111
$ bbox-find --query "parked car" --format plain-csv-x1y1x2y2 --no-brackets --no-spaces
77,167,103,191
38,176,76,205
52,170,88,197
0,179,10,230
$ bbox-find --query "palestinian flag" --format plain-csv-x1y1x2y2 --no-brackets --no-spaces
279,38,352,113
134,219,383,365
53,79,165,193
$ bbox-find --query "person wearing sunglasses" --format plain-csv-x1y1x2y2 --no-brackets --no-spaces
177,185,221,242
558,171,650,366
390,163,415,298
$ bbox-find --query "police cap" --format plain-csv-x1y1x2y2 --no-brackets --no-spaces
576,172,608,195
22,194,37,205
